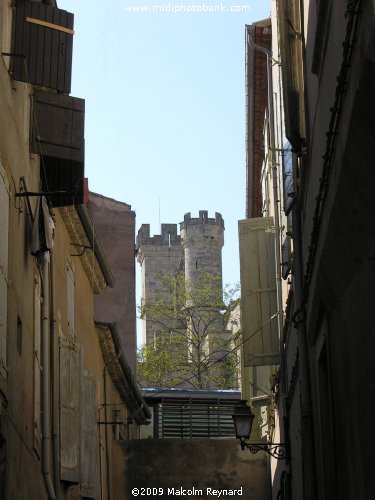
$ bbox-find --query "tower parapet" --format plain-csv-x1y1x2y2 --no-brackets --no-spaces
180,211,224,288
137,223,181,248
180,211,224,231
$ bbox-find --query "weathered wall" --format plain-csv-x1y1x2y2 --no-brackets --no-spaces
88,192,138,373
117,439,271,500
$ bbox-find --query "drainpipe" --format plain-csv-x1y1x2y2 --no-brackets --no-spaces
246,34,286,414
103,351,121,500
50,251,60,499
292,205,317,500
41,252,56,499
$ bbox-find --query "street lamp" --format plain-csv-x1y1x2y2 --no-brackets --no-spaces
232,400,288,460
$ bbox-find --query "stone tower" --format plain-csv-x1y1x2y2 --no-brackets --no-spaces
180,211,224,291
137,211,225,347
136,223,183,344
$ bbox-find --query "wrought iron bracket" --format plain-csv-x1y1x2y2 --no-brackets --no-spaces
240,439,288,460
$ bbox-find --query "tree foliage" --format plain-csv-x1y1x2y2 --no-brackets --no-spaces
137,271,240,389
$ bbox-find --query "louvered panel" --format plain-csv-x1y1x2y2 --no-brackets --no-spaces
60,337,80,483
0,166,9,379
158,398,238,439
80,371,98,499
12,0,74,93
239,217,279,367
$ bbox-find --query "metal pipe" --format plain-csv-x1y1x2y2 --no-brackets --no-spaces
104,351,121,500
50,251,60,499
98,408,104,500
41,252,56,500
247,35,286,415
245,24,255,218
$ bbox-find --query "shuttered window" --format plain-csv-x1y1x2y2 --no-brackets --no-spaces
80,371,98,498
33,275,42,455
239,217,279,366
60,337,80,483
0,164,9,380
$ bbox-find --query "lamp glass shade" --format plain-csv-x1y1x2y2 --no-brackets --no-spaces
232,400,254,441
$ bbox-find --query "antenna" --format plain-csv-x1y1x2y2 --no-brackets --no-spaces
158,197,161,231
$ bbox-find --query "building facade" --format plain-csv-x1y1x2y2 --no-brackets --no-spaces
0,1,149,498
240,0,375,499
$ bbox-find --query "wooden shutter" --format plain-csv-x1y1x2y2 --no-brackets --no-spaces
31,90,85,207
80,371,98,498
0,165,9,379
278,0,306,151
31,90,85,162
33,275,42,454
60,337,80,483
12,0,74,93
239,217,279,366
67,262,74,338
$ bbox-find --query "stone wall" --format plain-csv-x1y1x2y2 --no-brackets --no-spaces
116,439,271,500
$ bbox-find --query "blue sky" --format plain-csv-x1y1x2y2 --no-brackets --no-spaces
58,0,270,341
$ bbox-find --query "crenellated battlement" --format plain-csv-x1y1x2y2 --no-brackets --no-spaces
137,223,181,247
180,211,224,230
